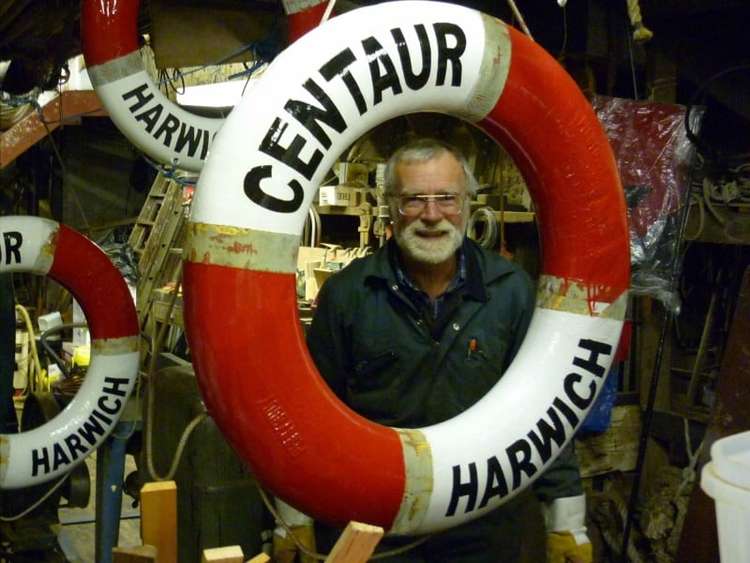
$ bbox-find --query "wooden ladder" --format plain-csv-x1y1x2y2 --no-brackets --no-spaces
128,173,186,326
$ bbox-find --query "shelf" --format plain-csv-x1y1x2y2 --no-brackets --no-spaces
492,211,535,223
1,90,107,169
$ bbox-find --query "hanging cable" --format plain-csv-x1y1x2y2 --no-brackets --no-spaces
144,264,207,482
558,4,568,60
684,65,750,161
625,27,639,100
13,304,43,396
0,475,68,522
37,322,87,381
506,0,533,39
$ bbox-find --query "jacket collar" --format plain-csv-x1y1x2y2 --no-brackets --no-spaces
363,238,516,302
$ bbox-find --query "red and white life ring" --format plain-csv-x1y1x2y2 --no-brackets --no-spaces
0,217,139,489
182,1,630,534
81,0,326,172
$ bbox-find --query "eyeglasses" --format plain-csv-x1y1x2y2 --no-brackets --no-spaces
395,193,465,216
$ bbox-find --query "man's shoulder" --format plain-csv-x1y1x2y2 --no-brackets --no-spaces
468,240,528,282
320,246,387,295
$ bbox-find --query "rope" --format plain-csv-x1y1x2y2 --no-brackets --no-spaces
626,0,653,43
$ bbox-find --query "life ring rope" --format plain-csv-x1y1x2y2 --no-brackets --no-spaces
182,0,629,534
0,217,139,489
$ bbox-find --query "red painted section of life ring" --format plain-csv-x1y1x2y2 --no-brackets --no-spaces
81,0,141,67
82,0,326,67
182,264,406,528
48,225,138,340
287,2,328,44
480,26,629,302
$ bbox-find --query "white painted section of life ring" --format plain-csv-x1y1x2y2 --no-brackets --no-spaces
0,216,57,274
416,307,623,533
88,53,222,173
191,1,508,233
0,352,138,488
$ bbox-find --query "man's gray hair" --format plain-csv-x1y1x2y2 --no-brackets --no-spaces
383,138,479,199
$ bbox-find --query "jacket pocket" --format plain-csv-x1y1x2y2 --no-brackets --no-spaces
351,350,399,386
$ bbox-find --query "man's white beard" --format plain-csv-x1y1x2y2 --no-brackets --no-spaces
395,218,465,264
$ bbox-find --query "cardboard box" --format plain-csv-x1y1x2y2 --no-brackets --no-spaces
319,185,356,207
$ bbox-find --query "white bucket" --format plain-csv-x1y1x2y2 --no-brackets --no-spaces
701,431,750,563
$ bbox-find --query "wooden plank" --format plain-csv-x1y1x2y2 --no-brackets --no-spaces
112,545,158,563
0,90,106,169
576,405,642,478
202,545,244,562
325,521,384,563
246,555,271,563
141,481,178,563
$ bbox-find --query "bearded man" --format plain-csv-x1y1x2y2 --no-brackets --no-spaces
299,138,591,562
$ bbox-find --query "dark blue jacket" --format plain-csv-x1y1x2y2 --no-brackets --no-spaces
307,238,582,560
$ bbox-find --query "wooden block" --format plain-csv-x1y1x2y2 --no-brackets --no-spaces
141,481,178,563
245,554,271,563
112,545,158,562
202,545,244,563
325,521,384,563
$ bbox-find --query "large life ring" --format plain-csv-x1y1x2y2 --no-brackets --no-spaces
81,0,325,172
182,1,630,534
0,217,139,489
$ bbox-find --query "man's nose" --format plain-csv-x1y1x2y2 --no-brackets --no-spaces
420,198,443,221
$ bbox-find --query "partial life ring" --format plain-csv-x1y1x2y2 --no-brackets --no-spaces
0,217,139,489
183,1,630,535
81,0,326,172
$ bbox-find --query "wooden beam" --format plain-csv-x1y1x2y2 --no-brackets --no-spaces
246,555,271,563
676,266,750,562
112,545,158,563
141,481,178,563
201,545,244,563
325,521,384,563
0,90,106,169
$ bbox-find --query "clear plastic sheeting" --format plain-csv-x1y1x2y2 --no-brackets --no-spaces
593,96,701,312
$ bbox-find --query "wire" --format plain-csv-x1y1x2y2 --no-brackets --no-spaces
0,474,67,522
625,26,639,100
684,65,750,160
558,4,568,60
13,304,43,396
143,264,207,482
38,322,87,380
31,89,91,230
506,0,533,39
468,207,499,249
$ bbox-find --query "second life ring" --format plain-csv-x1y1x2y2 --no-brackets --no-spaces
80,0,327,172
0,217,139,489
